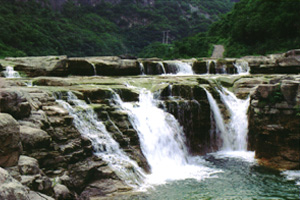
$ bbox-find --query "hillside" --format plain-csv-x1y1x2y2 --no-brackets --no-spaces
209,0,300,57
0,0,237,57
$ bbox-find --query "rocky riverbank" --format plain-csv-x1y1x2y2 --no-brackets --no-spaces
0,50,299,199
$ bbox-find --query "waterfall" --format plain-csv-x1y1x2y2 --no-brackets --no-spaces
157,62,166,74
56,92,145,187
173,62,194,75
204,87,250,151
218,87,250,151
234,61,250,74
116,89,221,185
91,64,97,76
206,60,216,74
3,66,21,78
139,62,145,75
203,88,226,148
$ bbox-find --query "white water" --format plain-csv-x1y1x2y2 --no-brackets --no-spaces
91,64,97,76
117,90,221,185
56,92,145,187
234,61,250,74
3,66,21,78
172,62,194,75
204,88,226,142
282,170,300,186
218,87,250,151
204,87,250,151
139,62,145,75
157,62,166,74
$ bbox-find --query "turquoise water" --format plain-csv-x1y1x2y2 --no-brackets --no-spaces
122,152,300,200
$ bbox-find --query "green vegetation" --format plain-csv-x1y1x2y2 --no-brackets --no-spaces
208,0,300,57
0,0,236,58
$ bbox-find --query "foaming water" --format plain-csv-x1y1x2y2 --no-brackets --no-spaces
116,90,222,185
282,170,300,186
234,60,250,74
218,87,250,151
56,92,145,187
3,66,21,78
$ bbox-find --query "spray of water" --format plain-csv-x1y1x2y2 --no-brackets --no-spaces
56,92,146,187
3,66,21,78
115,89,222,185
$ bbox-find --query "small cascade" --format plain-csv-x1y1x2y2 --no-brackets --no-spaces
157,62,166,74
91,63,97,76
173,62,194,75
218,87,250,151
234,61,250,74
3,66,21,78
204,87,250,151
203,88,226,146
206,60,217,74
117,89,221,185
56,92,145,187
139,62,145,75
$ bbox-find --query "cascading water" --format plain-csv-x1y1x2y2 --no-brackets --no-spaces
91,64,97,76
139,62,145,75
3,66,21,78
218,87,250,151
157,62,166,74
234,61,250,74
172,62,194,75
116,89,221,185
203,88,226,147
204,87,250,152
55,92,145,187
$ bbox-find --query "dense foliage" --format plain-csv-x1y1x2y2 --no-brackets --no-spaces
208,0,300,57
0,0,236,58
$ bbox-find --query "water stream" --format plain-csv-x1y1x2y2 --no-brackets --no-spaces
55,92,146,187
116,90,221,185
3,66,21,78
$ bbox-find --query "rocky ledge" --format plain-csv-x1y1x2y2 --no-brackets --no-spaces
0,52,299,199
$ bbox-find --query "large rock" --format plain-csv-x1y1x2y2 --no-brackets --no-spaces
32,77,71,86
0,113,22,167
6,56,68,77
20,126,51,150
0,90,31,119
248,79,300,170
18,156,41,175
0,167,30,200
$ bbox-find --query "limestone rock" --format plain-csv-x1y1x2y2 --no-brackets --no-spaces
33,77,71,86
28,191,55,200
0,113,22,167
18,156,41,175
280,80,299,105
20,126,51,150
80,179,131,200
0,167,30,200
6,56,68,77
0,90,31,119
53,183,74,200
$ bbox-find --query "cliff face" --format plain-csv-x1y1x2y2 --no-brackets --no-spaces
248,78,300,170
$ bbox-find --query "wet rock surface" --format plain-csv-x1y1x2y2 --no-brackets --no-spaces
0,52,299,199
248,76,300,170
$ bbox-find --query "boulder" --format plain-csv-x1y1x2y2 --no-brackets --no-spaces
6,56,68,77
66,58,96,76
0,167,30,200
0,113,22,167
28,191,55,200
53,183,74,200
280,80,299,105
20,126,51,150
256,84,279,99
33,77,71,86
192,60,207,74
80,179,131,200
0,90,31,119
18,156,40,175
